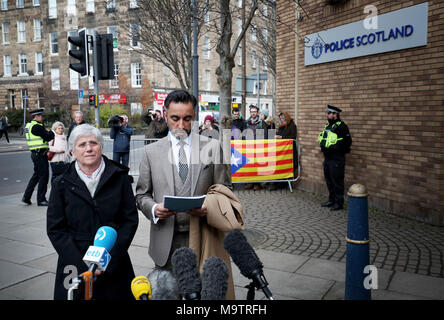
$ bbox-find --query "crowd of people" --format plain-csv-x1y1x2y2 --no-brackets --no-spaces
17,90,351,300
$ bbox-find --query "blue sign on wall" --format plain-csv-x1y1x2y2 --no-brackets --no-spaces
304,2,428,66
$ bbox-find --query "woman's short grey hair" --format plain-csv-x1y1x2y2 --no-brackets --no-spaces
69,124,104,152
51,121,65,131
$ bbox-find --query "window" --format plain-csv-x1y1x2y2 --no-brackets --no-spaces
33,0,40,6
237,19,242,36
130,0,139,9
50,32,58,55
70,69,79,90
18,53,27,75
2,22,9,44
1,0,7,10
3,55,11,77
9,90,15,108
16,0,24,8
262,55,267,71
251,24,257,42
130,24,141,48
35,52,43,74
17,20,26,43
261,28,268,44
107,26,118,50
67,30,77,51
107,0,116,10
86,0,95,13
204,11,210,24
251,50,256,68
163,66,170,88
109,64,119,88
131,63,142,88
33,19,42,41
263,4,268,17
131,103,142,115
205,70,210,91
21,89,28,109
203,37,210,59
51,68,60,90
67,0,76,16
49,0,57,19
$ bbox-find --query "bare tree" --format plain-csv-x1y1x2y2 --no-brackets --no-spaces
115,0,210,92
214,0,258,127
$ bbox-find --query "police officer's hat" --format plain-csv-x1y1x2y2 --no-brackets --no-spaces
29,108,45,116
327,105,342,114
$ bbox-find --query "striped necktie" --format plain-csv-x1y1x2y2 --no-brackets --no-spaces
178,140,188,183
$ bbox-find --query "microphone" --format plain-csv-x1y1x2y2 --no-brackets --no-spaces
223,230,273,300
131,276,152,300
148,269,179,300
201,256,229,300
83,226,118,273
171,247,201,300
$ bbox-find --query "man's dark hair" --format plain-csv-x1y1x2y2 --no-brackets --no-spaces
232,108,240,113
164,90,197,110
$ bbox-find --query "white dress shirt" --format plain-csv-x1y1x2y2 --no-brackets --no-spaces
75,157,105,198
151,133,192,223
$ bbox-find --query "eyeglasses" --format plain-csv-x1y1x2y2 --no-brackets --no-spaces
76,140,100,149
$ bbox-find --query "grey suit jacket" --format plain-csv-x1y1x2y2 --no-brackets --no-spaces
135,132,231,266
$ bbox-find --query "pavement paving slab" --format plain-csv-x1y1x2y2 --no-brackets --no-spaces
0,260,46,290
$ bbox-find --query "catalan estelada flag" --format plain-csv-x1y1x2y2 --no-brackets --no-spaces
230,139,294,182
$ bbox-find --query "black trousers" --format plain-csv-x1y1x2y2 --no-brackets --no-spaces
0,129,9,143
323,154,345,206
23,151,49,203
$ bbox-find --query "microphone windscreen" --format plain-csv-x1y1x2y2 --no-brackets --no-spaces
131,276,152,300
223,230,263,278
148,269,179,300
171,247,201,298
201,257,229,300
93,226,117,251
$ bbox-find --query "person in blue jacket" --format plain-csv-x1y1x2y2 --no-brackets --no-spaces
110,114,133,168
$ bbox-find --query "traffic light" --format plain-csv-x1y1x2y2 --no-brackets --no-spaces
68,28,89,78
89,94,96,106
96,34,114,80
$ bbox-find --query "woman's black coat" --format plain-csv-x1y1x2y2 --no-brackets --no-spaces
47,156,139,300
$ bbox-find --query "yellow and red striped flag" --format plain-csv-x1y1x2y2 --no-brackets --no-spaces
230,139,294,182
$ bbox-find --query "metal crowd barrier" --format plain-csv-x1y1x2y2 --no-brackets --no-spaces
104,138,301,192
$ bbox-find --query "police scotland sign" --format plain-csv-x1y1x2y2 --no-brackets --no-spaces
304,2,428,66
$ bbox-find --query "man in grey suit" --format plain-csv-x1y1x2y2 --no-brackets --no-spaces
135,90,231,271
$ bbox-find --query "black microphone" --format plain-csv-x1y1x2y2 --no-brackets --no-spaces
223,230,273,300
201,256,229,300
147,269,180,300
171,247,202,300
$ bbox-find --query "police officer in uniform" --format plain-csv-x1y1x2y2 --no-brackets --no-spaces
318,105,352,211
22,108,55,206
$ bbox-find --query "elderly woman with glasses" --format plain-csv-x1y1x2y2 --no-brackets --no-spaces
47,124,139,300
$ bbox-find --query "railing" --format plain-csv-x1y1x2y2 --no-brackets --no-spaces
103,138,301,192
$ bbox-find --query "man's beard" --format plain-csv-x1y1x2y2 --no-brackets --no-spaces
171,128,190,139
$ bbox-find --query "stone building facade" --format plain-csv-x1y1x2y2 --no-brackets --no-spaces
0,0,274,122
276,0,444,225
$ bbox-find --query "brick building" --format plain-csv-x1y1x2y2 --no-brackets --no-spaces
0,0,274,122
276,0,444,225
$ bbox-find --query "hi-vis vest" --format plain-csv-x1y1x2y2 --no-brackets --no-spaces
318,121,343,149
24,120,49,150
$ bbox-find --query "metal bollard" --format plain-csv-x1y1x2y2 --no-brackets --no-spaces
344,184,371,300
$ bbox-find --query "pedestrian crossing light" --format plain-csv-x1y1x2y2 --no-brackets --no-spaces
89,94,97,107
68,28,89,78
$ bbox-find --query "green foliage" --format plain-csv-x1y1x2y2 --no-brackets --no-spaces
87,104,128,128
0,109,28,128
